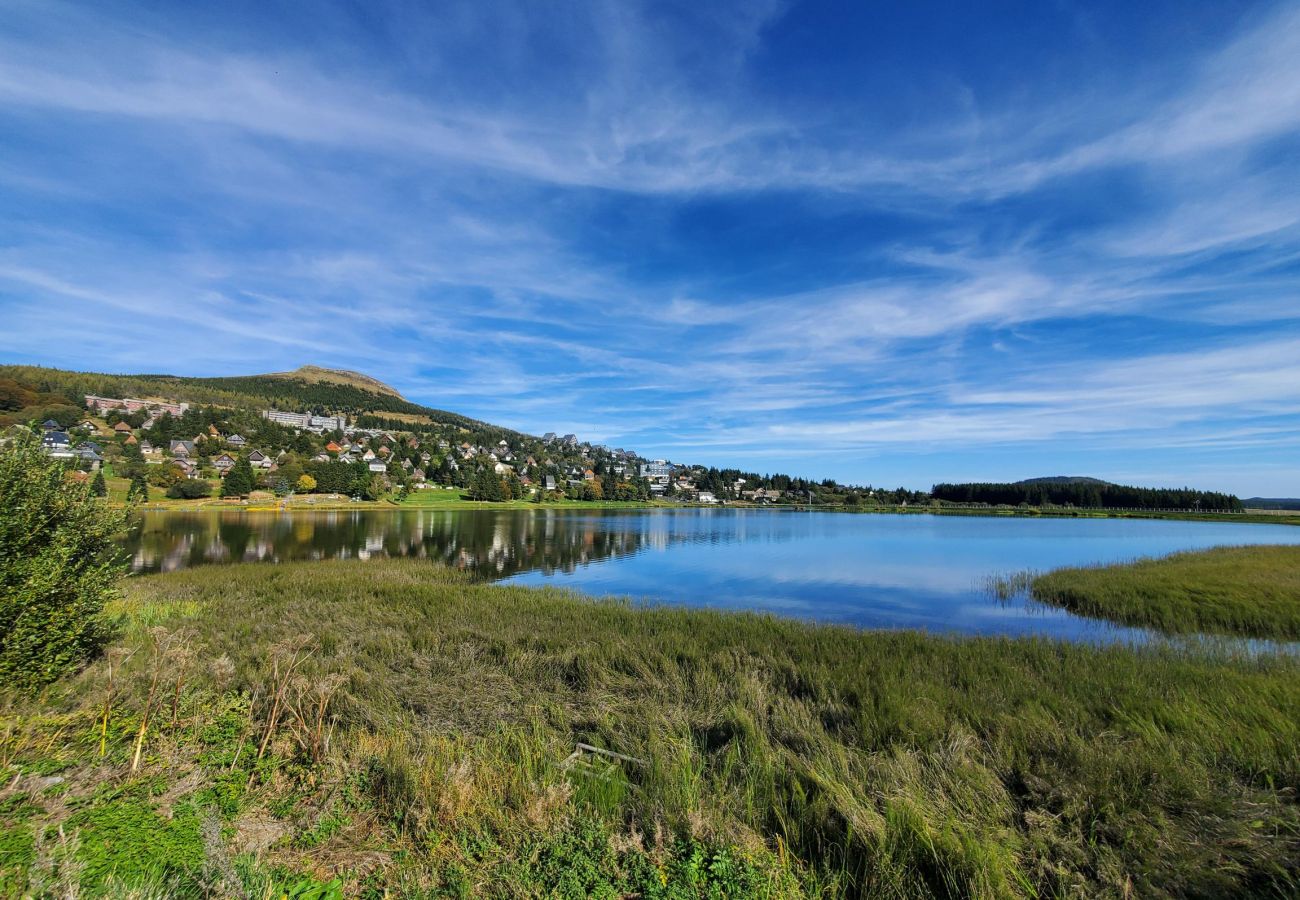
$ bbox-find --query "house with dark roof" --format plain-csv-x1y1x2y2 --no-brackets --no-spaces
169,440,195,457
226,434,247,448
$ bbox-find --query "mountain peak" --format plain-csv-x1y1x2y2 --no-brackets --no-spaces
266,366,404,399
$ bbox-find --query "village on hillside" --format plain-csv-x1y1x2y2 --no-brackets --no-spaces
31,391,876,505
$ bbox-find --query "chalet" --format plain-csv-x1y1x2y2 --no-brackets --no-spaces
401,458,413,470
411,468,427,483
312,453,330,463
43,430,71,449
226,434,247,448
213,454,237,473
494,462,513,475
697,491,718,504
248,449,273,469
114,422,132,434
367,459,388,473
542,433,556,443
80,441,102,453
173,458,199,478
362,449,376,461
124,434,138,446
208,424,220,436
139,440,156,455
544,475,557,491
78,420,98,431
583,469,596,481
420,452,431,463
325,441,342,454
41,419,61,430
169,440,195,457
377,445,391,458
141,417,156,429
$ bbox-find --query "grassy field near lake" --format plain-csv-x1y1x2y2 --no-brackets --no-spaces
1029,544,1300,639
4,559,1299,897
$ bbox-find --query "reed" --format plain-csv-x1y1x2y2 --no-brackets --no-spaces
1030,544,1300,638
5,557,1299,897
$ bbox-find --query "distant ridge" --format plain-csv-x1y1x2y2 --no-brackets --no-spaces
264,366,404,399
1015,476,1113,486
1244,498,1300,511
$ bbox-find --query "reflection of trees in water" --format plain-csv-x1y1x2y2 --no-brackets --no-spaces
124,509,736,578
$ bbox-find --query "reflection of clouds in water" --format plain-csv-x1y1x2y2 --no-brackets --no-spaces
124,509,1300,645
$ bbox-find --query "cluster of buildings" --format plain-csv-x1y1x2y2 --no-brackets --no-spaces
40,419,103,467
84,395,189,418
37,389,790,504
262,409,348,432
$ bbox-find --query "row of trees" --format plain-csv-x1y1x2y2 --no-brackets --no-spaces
930,482,1244,511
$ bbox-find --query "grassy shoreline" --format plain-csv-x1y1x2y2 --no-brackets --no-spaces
113,485,1300,526
5,559,1300,897
1028,544,1300,640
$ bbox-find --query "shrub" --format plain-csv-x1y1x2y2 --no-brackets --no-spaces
0,434,129,688
166,479,212,500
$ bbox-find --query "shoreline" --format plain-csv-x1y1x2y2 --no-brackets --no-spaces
121,496,1300,526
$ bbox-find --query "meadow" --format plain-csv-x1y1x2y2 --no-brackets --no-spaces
1029,544,1300,639
3,559,1298,897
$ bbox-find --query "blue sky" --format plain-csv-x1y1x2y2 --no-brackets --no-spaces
2,1,1298,496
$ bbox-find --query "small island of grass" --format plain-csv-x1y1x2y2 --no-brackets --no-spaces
1030,544,1300,639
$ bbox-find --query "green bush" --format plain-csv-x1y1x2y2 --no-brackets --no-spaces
0,433,129,688
166,479,212,500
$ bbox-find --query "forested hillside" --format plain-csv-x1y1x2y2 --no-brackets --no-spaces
0,365,494,432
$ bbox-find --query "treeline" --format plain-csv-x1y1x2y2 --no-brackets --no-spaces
0,376,82,428
931,481,1243,511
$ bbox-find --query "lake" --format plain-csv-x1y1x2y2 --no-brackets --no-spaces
123,508,1300,643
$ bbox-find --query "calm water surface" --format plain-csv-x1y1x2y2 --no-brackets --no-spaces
124,508,1300,643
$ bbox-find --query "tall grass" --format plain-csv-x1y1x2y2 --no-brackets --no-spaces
1031,544,1300,639
11,558,1300,897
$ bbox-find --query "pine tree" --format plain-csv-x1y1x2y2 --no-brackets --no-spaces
222,456,255,498
126,474,149,502
91,470,107,497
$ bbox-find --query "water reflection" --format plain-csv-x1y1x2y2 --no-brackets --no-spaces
124,509,1300,643
126,509,728,578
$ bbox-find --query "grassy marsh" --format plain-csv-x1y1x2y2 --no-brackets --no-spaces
1029,544,1300,639
4,559,1300,897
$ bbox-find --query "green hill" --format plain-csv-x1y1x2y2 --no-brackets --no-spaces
0,364,497,433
